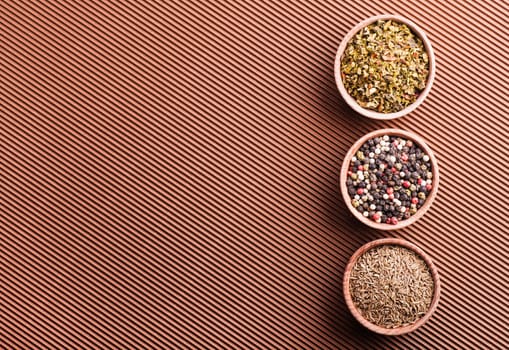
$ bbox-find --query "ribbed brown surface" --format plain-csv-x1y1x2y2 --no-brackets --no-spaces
1,0,508,348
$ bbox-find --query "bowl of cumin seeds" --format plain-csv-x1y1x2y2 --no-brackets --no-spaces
343,238,440,335
335,15,435,119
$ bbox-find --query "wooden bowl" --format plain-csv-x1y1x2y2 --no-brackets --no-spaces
339,128,439,230
343,238,441,335
334,14,436,119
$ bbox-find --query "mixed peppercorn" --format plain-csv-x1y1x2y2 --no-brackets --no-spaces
347,135,433,225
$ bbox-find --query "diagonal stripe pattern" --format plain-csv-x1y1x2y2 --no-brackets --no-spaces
0,0,508,348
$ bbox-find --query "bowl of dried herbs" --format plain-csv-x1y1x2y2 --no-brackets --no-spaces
343,238,440,335
335,15,435,119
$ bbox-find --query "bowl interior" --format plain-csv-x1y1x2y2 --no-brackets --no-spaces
334,15,435,119
339,129,439,230
343,238,441,335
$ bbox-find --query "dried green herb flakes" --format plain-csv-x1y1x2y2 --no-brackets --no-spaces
341,20,429,113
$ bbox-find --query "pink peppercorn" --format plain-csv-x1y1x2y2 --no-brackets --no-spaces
418,178,423,185
411,197,419,204
357,188,364,195
386,187,394,195
402,180,410,188
372,213,380,221
358,165,364,171
390,217,398,225
401,153,408,162
426,184,432,191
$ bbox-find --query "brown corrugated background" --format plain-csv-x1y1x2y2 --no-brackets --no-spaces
1,0,508,348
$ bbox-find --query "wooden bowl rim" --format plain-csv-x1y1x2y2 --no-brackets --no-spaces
339,128,439,230
334,14,436,119
343,238,441,335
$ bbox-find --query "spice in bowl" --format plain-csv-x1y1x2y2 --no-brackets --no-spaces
346,134,433,225
340,20,429,113
349,244,434,328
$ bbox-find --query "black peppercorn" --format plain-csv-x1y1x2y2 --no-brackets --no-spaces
346,135,433,225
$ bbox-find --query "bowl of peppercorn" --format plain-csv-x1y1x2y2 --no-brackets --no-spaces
334,15,436,119
340,129,439,230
